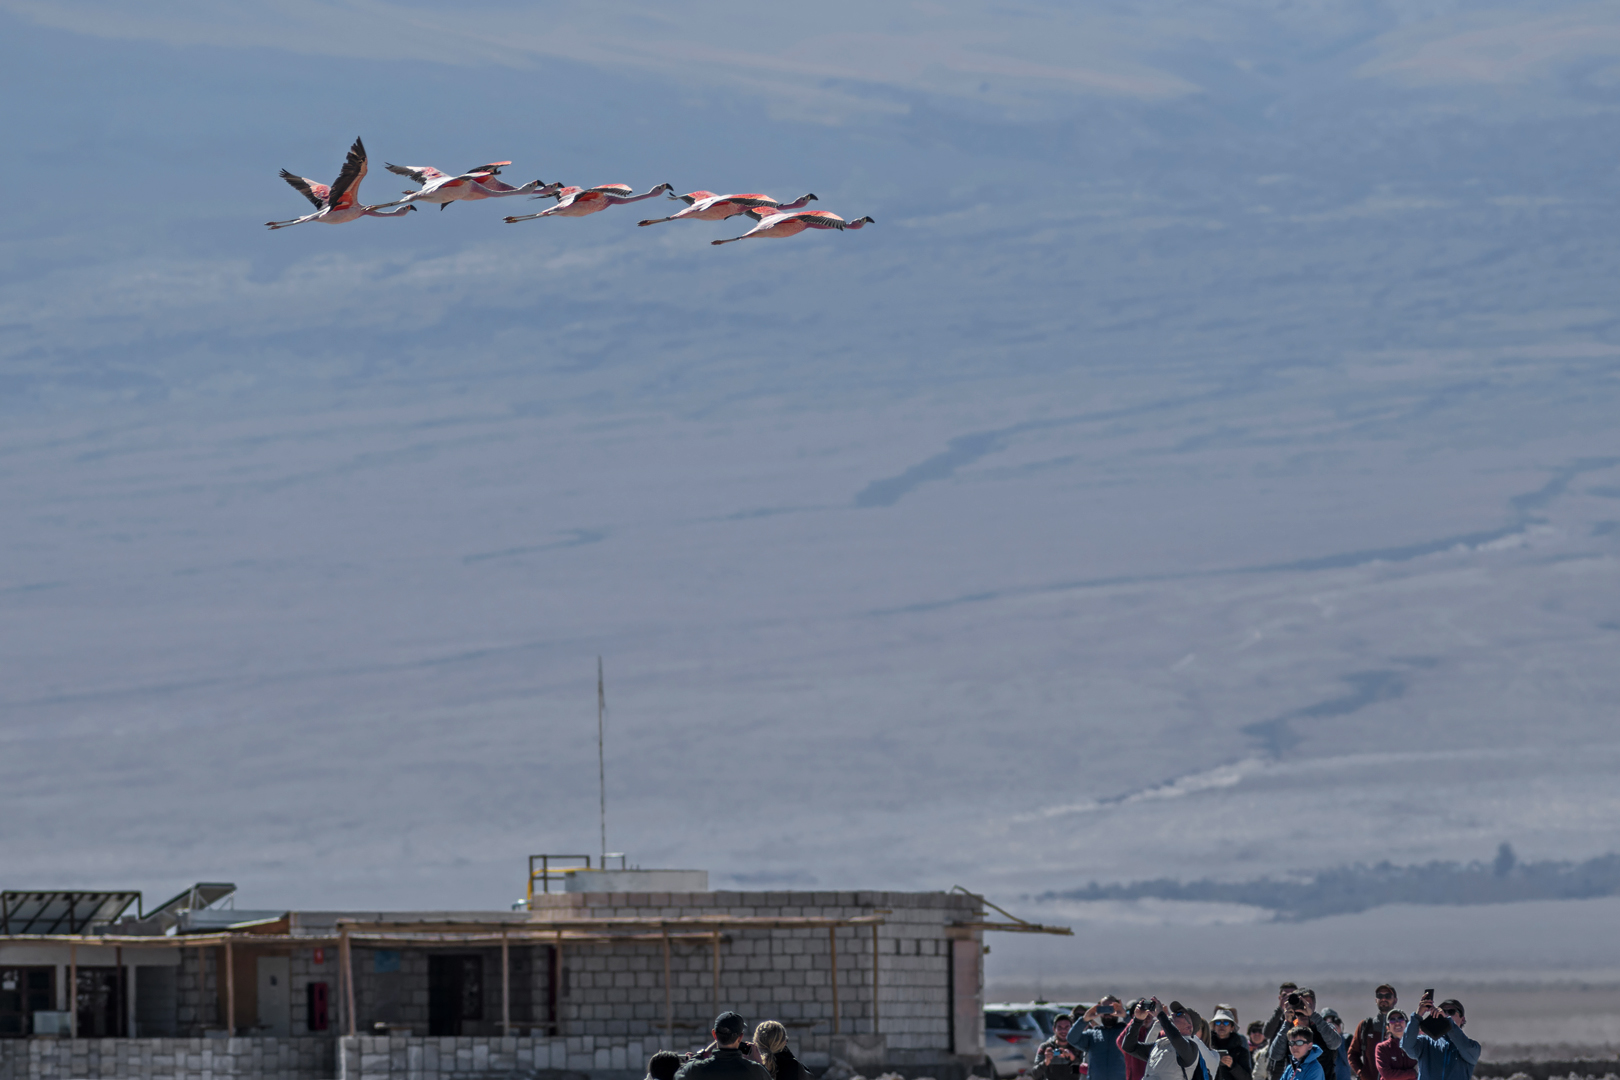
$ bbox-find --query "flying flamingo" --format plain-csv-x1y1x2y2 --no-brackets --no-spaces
503,183,674,223
637,189,817,227
711,208,875,246
265,137,417,229
382,161,558,210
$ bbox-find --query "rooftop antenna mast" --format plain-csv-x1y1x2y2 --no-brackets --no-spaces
597,656,607,865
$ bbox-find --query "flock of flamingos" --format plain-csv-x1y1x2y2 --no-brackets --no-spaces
266,137,875,245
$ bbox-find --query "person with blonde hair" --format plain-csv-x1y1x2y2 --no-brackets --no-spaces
752,1020,808,1080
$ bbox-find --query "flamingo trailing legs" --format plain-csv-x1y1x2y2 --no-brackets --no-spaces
637,189,817,226
711,209,875,245
381,161,559,210
265,137,416,229
503,183,674,223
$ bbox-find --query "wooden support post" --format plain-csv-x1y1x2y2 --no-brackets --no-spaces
828,927,839,1035
114,945,124,1038
225,938,236,1037
662,932,673,1043
870,923,879,1033
198,947,209,1031
68,941,78,1038
501,928,512,1036
341,928,356,1037
554,934,564,1037
711,931,721,1020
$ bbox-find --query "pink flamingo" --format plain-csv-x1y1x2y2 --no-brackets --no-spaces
265,137,416,229
637,189,817,227
382,161,559,210
503,183,674,223
711,208,875,246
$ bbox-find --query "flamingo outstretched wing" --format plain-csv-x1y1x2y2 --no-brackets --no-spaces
326,137,369,212
386,163,445,184
279,170,330,209
465,161,512,175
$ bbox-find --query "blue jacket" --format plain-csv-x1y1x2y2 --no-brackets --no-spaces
1399,1019,1480,1080
1071,1023,1129,1080
1280,1045,1326,1080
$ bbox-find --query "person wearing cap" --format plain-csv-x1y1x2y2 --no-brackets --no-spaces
1280,1029,1326,1080
1320,1010,1352,1080
1123,998,1220,1080
1373,1011,1416,1080
1070,996,1131,1080
1349,987,1399,1080
674,1013,773,1080
1207,1007,1252,1080
1399,995,1479,1080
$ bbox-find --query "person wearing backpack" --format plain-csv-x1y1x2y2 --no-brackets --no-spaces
1123,999,1220,1080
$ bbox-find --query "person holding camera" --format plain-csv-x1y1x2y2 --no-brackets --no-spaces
1123,998,1219,1080
1207,1008,1252,1080
674,1012,773,1080
1069,996,1131,1080
1033,1015,1083,1080
1348,986,1399,1080
1263,984,1301,1044
1398,993,1479,1080
1265,991,1342,1080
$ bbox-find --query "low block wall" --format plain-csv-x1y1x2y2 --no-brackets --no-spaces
337,1034,655,1080
0,1036,334,1080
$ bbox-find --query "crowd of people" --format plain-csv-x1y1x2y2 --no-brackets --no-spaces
640,984,1480,1080
1030,986,1480,1080
643,1011,810,1080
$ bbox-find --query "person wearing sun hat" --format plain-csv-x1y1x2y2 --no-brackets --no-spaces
1207,1007,1252,1080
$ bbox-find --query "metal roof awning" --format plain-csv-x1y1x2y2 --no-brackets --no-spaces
0,891,140,935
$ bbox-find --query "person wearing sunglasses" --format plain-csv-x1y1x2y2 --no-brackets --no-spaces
1207,1008,1252,1080
1123,998,1220,1080
1399,993,1480,1080
1373,1011,1416,1080
1280,1031,1325,1080
1349,987,1399,1080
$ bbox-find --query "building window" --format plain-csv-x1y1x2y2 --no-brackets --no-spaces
0,967,56,1037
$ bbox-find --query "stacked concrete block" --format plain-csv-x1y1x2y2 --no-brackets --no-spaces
530,889,978,1061
335,1034,644,1080
0,1037,335,1080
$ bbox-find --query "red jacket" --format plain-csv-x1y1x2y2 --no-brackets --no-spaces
1119,1023,1147,1080
1373,1037,1416,1080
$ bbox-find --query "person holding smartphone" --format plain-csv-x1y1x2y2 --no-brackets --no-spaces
1207,1008,1252,1080
1069,996,1130,1080
1399,993,1479,1080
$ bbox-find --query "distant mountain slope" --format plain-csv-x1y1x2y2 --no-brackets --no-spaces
1034,846,1620,920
